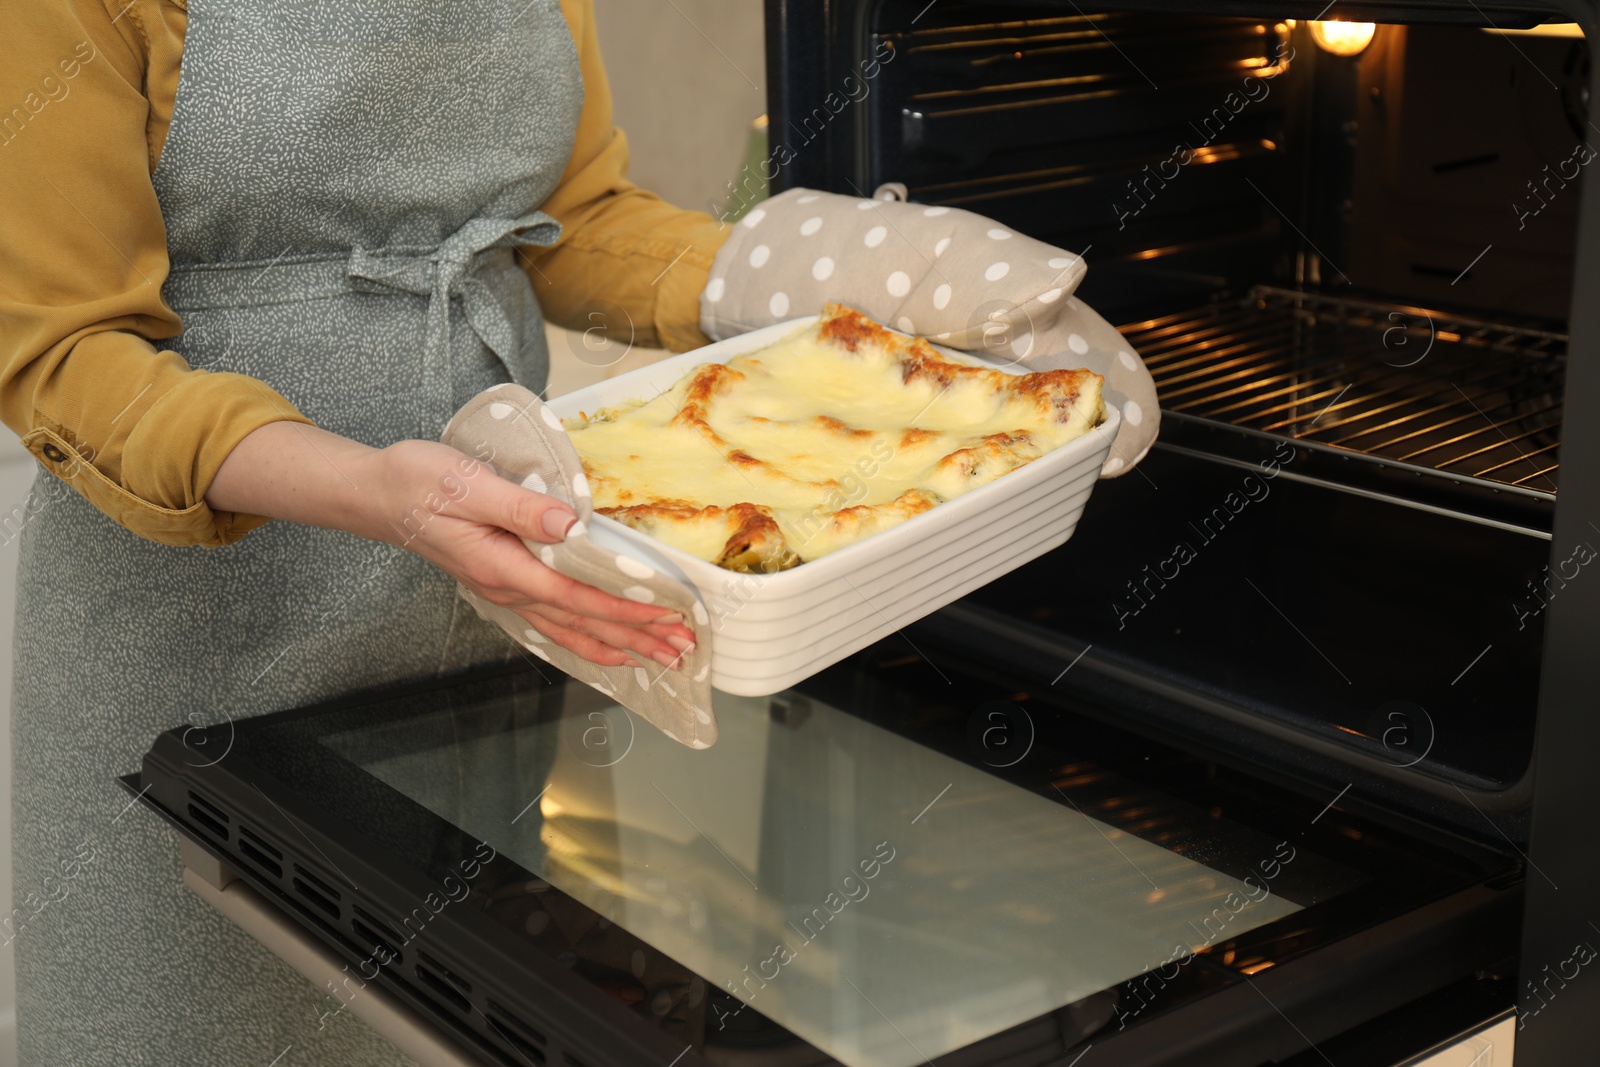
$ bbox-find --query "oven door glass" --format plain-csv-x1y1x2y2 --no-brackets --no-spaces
314,665,1372,1067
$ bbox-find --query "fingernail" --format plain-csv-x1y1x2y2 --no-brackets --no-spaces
653,611,684,625
652,649,682,670
541,507,577,540
666,634,696,655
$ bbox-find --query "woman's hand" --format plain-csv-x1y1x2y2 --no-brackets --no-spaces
205,421,695,670
360,439,694,668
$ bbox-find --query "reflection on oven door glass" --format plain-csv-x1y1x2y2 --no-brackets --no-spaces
335,684,1302,1067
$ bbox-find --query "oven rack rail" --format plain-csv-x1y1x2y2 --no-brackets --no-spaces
1120,286,1566,536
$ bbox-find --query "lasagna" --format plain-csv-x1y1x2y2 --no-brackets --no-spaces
562,303,1105,572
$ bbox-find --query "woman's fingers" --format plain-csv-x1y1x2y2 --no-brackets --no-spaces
453,527,695,669
520,615,634,668
460,526,680,626
520,602,693,670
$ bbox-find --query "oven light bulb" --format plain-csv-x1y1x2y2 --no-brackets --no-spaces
1309,20,1376,56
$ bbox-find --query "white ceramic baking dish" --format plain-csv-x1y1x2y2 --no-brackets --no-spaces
547,316,1121,696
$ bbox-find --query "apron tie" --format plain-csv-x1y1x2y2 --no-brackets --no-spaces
347,210,562,437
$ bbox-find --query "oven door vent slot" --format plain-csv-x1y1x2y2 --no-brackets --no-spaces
235,827,283,880
186,791,230,842
486,1015,548,1063
237,825,281,860
350,907,404,966
292,864,341,903
413,959,471,1014
415,950,471,995
486,1000,547,1052
292,876,339,920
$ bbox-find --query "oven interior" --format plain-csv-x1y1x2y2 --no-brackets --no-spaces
778,0,1592,840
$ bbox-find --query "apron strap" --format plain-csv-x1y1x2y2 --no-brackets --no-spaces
347,210,562,436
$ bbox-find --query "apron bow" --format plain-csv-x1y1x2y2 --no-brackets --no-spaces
347,211,562,437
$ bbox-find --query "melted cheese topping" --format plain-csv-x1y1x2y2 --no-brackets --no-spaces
564,303,1104,569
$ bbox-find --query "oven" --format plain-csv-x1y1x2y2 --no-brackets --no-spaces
766,0,1600,1061
126,2,1600,1065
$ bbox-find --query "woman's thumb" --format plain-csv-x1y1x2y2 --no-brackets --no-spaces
467,470,579,543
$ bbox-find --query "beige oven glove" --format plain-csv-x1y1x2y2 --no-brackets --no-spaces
700,186,1159,475
441,383,718,749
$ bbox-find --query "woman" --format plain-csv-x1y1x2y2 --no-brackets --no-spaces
4,0,1157,1058
3,0,711,1060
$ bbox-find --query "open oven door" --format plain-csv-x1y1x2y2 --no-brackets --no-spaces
129,650,1520,1067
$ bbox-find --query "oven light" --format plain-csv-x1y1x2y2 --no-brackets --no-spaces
1309,20,1376,56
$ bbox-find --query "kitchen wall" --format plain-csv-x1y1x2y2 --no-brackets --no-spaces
593,0,765,217
0,1,764,1062
545,0,767,391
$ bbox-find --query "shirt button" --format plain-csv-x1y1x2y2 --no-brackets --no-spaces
40,444,68,463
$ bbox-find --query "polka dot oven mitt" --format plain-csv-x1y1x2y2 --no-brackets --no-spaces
441,383,717,750
700,186,1159,475
1010,291,1158,474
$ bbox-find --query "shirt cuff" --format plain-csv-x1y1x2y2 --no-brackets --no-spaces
23,368,315,549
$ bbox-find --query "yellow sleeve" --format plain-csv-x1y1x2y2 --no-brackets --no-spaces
0,0,314,549
529,0,732,354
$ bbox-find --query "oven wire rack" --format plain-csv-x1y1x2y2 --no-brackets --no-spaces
1120,286,1566,519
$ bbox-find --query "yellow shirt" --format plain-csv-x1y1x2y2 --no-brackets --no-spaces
0,0,728,548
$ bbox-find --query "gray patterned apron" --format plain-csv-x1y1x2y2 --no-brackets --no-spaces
9,0,581,1061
